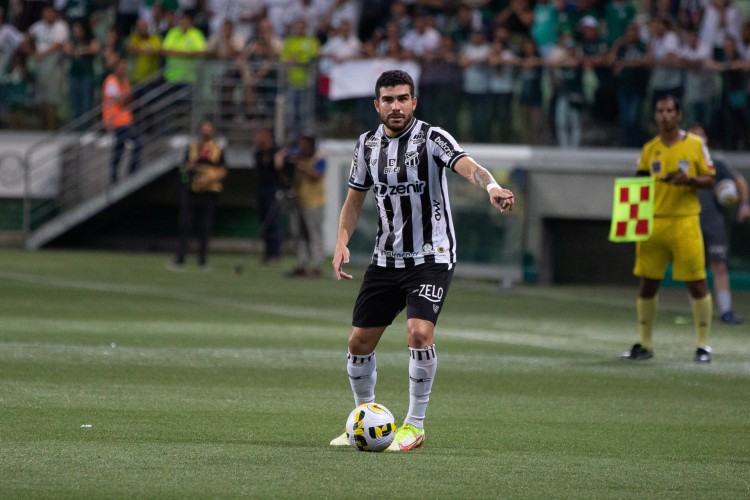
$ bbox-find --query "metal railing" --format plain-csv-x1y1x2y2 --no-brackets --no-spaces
21,59,314,248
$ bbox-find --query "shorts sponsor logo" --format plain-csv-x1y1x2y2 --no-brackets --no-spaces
373,180,426,197
418,284,444,303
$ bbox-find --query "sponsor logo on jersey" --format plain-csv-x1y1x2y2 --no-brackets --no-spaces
366,135,381,148
410,131,425,145
678,159,689,173
405,151,419,170
417,284,444,303
384,166,400,174
433,135,454,159
373,180,426,197
433,200,441,221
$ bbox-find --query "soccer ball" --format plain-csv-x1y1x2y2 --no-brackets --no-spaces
715,178,739,206
345,403,396,452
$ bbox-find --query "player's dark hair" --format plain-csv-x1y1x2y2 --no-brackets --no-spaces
655,94,681,112
375,70,415,99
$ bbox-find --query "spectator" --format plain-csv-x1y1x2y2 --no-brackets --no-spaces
604,0,637,46
162,11,207,85
283,0,324,38
167,119,228,271
0,10,23,78
253,127,285,265
15,0,48,32
557,0,599,38
579,16,616,127
517,36,545,145
706,35,748,150
232,0,267,43
64,18,100,129
27,6,69,130
277,135,326,278
127,18,162,85
549,31,584,148
206,18,245,121
376,21,405,58
530,0,560,59
239,16,281,120
612,22,650,147
647,16,683,110
699,0,743,60
100,27,125,83
445,4,482,46
488,36,518,143
280,18,319,139
400,13,440,59
116,0,141,38
320,0,360,34
459,28,492,142
418,34,462,134
0,51,31,128
102,54,142,185
496,0,533,40
679,28,715,132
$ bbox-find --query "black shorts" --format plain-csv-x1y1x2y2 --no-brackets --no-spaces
701,217,728,264
352,263,455,328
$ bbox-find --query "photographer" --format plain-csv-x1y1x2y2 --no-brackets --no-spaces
275,135,326,277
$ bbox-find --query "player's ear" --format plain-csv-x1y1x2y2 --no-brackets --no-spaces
374,98,380,112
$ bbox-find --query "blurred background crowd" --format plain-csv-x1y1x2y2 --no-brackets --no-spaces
1,0,750,149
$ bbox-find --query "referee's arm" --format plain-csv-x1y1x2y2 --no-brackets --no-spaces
333,188,368,280
454,156,515,212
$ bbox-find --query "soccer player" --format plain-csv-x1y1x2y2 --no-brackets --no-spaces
329,70,515,451
688,124,750,324
620,96,716,363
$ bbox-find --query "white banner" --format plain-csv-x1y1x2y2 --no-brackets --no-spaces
328,58,421,101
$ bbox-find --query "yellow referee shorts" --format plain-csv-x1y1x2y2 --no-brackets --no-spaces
634,215,706,282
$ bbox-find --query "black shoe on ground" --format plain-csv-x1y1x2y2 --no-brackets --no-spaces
720,311,743,324
695,347,712,363
620,343,653,360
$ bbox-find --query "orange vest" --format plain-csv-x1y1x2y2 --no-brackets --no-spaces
102,74,133,128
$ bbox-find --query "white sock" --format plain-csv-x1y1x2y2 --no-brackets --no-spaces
716,290,732,315
405,344,437,429
347,351,376,407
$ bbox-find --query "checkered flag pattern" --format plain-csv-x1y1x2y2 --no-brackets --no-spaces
609,177,655,242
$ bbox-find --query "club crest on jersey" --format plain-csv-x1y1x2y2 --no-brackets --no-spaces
405,151,419,170
651,161,662,174
410,131,425,145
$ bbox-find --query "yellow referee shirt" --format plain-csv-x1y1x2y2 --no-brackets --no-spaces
636,131,715,217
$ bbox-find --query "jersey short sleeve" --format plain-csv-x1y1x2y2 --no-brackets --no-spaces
427,127,467,171
348,139,372,191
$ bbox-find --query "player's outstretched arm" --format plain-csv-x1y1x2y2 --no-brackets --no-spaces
454,156,515,212
333,188,368,280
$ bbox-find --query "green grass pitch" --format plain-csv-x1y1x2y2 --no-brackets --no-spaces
1,249,748,498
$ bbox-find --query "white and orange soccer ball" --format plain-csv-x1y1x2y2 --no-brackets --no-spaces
345,403,396,452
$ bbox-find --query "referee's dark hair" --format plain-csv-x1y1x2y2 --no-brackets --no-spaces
655,94,681,113
375,70,415,99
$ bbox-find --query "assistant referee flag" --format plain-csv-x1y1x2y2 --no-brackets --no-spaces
609,177,655,242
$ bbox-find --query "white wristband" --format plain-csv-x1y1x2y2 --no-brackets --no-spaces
486,183,500,194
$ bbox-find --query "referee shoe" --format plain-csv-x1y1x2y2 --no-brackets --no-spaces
619,343,654,360
720,311,743,324
695,347,712,363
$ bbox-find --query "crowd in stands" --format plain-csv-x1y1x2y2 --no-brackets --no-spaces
1,0,750,149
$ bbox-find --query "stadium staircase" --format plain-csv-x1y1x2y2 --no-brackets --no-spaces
22,61,290,249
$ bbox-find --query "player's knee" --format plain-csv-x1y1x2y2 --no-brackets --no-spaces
348,329,374,354
406,322,434,348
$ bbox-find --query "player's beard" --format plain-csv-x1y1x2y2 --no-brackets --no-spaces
381,112,414,134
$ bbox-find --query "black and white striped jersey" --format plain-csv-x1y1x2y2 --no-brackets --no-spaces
348,117,468,268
